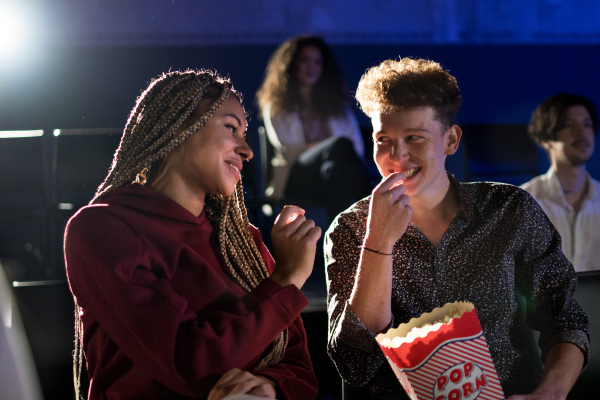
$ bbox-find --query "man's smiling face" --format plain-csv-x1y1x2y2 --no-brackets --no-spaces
371,106,460,201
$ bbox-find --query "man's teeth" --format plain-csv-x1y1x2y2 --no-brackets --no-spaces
404,168,418,178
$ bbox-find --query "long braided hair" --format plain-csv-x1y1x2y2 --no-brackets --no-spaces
73,70,288,398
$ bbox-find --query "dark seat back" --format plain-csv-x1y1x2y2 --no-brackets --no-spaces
461,124,539,186
568,271,600,399
52,128,122,272
0,133,49,281
11,280,77,400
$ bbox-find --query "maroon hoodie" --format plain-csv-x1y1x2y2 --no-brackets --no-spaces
64,184,318,400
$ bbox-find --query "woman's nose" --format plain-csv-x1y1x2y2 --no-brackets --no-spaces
237,139,253,161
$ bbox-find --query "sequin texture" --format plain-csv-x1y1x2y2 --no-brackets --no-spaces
325,175,589,399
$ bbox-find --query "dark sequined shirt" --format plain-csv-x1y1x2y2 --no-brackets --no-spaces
325,175,589,399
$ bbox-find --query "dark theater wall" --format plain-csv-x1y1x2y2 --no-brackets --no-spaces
1,44,599,131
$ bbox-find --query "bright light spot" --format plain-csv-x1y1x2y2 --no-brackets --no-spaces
262,203,273,217
58,203,74,210
287,213,299,224
53,129,61,136
0,130,43,138
0,3,38,65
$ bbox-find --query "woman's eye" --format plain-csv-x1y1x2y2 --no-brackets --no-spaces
226,124,236,133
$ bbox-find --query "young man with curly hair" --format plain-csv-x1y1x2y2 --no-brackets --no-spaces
325,58,588,400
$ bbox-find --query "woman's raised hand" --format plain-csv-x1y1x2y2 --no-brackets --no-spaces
364,173,413,253
207,368,276,400
270,205,322,290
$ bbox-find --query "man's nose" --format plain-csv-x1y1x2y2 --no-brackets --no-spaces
390,142,409,161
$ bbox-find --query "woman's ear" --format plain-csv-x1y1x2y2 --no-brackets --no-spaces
444,124,462,155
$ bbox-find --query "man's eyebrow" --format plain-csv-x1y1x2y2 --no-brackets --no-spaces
405,127,430,133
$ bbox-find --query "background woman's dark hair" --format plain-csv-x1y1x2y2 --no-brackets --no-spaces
256,34,349,118
528,93,599,146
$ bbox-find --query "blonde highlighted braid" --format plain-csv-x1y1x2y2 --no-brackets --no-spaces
73,70,288,399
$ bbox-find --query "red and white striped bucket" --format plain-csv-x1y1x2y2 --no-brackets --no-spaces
377,302,505,400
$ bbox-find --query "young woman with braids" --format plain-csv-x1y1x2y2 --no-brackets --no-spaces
64,70,320,400
257,35,372,222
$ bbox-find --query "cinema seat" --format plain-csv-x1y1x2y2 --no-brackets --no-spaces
568,270,600,399
52,128,122,273
461,124,540,186
0,132,49,281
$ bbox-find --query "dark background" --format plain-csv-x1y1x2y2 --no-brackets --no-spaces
1,1,600,399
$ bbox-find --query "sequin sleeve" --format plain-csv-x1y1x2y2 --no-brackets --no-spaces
514,189,590,365
324,199,391,387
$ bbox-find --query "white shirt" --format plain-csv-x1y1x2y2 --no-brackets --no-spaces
262,104,364,200
521,168,600,272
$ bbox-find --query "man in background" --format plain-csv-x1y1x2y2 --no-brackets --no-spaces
521,93,600,272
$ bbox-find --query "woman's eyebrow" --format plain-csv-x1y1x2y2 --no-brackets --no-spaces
224,113,243,127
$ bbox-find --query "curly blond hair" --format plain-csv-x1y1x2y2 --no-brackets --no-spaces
355,57,462,128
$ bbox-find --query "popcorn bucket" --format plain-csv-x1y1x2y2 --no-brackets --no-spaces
376,302,505,400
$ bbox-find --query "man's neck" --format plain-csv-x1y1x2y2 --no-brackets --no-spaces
552,162,588,212
410,175,462,247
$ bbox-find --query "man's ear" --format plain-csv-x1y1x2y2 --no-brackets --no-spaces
541,140,552,151
444,125,462,155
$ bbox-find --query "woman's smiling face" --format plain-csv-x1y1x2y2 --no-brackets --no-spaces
294,45,324,88
162,95,253,199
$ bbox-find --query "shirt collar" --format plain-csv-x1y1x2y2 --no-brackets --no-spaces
448,173,481,222
544,168,597,203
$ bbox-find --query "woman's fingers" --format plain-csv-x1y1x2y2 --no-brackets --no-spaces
208,369,276,400
273,205,305,227
291,218,316,238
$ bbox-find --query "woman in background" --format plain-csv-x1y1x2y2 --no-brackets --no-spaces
64,70,320,400
257,35,372,221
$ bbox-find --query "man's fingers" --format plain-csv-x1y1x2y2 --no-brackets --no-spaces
395,193,411,207
378,172,407,191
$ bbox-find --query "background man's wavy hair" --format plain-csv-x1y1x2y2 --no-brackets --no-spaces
528,93,599,148
73,70,288,398
355,57,462,129
256,34,349,118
